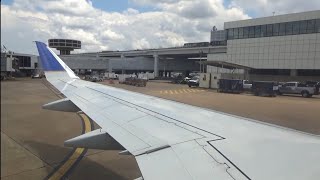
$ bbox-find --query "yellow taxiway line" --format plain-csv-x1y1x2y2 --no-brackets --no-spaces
43,80,93,179
47,113,92,180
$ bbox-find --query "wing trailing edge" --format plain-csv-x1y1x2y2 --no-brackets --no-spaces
42,98,80,112
64,129,124,150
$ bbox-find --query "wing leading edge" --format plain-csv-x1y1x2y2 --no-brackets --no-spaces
36,41,320,180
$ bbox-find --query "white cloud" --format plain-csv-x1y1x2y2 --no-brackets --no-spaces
101,30,125,41
230,0,320,17
1,0,251,54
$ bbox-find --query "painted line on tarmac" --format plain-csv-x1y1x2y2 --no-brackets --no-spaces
46,113,93,180
42,80,93,180
158,88,207,95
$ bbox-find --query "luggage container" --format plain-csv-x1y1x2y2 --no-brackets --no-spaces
217,79,243,93
251,81,278,97
123,77,147,87
118,74,135,84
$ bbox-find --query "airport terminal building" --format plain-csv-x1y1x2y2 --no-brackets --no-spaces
7,10,319,81
57,10,319,81
209,10,320,81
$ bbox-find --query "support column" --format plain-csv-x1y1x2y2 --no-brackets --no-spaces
121,54,125,74
108,59,112,73
153,54,159,77
244,69,249,80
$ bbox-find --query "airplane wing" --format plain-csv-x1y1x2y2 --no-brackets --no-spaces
35,41,320,180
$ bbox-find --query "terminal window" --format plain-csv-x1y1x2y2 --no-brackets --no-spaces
227,19,320,40
15,56,31,67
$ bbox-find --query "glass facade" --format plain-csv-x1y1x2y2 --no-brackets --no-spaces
227,19,320,40
272,23,279,36
266,24,273,36
14,56,31,67
316,19,320,32
249,26,255,38
48,39,81,48
243,27,249,38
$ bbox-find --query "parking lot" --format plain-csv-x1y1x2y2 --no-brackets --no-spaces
1,78,320,180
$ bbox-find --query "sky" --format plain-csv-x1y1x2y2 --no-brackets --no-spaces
1,0,320,55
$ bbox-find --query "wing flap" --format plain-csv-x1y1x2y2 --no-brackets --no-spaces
64,129,123,150
136,147,193,180
136,140,236,180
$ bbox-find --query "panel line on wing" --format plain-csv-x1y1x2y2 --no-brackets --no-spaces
194,139,237,180
207,140,251,180
86,86,226,139
58,79,78,88
82,87,211,140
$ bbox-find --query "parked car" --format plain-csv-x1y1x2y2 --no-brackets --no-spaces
278,81,319,98
90,75,103,82
172,74,190,84
188,76,200,87
184,77,191,83
243,80,252,90
305,81,320,88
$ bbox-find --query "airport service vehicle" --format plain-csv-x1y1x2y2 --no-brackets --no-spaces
118,74,136,83
306,81,320,88
171,74,184,84
104,72,118,79
123,77,147,87
278,81,319,97
35,41,320,180
242,80,252,90
218,79,243,93
90,75,103,82
187,76,199,87
251,81,278,97
31,73,42,79
184,76,191,82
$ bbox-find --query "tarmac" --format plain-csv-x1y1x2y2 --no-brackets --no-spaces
1,78,319,180
1,79,140,180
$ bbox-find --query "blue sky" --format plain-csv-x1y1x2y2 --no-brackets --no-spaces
1,0,13,5
1,0,156,13
90,0,155,13
91,0,129,12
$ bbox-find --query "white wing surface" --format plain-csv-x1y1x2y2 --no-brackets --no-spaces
35,41,320,180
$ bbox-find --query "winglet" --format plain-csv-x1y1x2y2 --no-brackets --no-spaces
35,41,79,79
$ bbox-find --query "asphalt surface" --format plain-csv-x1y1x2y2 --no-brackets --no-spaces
1,78,319,180
1,79,140,180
